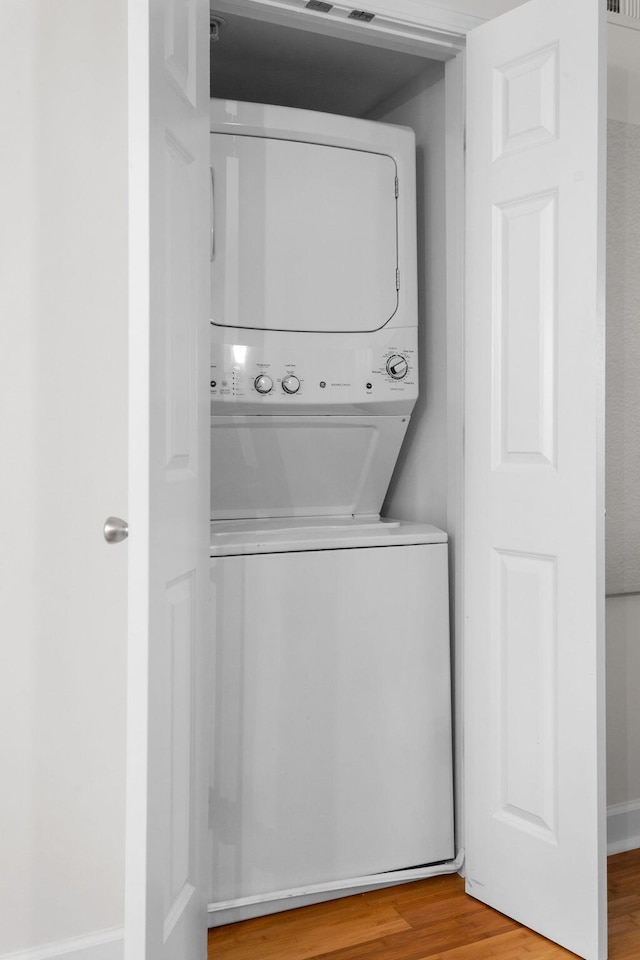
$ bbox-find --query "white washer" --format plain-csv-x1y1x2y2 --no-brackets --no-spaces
209,519,455,910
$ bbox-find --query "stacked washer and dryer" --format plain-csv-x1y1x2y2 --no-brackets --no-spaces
208,99,454,920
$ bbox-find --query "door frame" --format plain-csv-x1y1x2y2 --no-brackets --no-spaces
212,0,481,58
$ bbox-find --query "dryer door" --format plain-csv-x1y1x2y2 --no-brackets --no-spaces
211,134,399,333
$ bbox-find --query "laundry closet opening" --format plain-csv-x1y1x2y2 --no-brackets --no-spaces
208,10,452,531
207,6,460,930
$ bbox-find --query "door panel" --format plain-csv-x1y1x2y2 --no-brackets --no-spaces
126,0,210,958
464,1,607,958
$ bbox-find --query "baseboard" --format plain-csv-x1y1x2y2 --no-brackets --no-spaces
208,852,464,927
208,883,381,926
0,928,123,960
608,799,640,854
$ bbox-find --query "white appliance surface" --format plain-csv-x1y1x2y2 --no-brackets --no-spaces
209,527,454,904
210,98,417,337
211,133,399,333
209,328,417,415
210,415,410,520
210,516,447,555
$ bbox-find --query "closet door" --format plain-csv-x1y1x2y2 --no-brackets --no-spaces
464,1,607,959
125,1,211,958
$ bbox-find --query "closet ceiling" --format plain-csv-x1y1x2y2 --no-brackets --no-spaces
209,1,530,117
209,12,436,118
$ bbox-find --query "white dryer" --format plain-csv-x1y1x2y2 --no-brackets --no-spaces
209,99,418,520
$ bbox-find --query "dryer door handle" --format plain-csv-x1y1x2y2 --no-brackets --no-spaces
210,166,215,262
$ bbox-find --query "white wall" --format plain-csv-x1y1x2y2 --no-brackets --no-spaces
371,67,449,531
607,595,640,852
0,3,128,956
606,21,640,850
606,116,640,595
609,21,640,126
607,595,640,805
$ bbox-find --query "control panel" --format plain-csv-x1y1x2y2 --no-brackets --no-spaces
210,336,417,415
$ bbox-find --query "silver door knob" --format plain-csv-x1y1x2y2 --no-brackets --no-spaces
104,516,128,544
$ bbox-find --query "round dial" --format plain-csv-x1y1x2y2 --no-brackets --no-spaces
386,355,409,380
282,375,300,395
254,374,273,394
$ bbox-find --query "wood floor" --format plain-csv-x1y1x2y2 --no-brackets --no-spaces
208,849,640,960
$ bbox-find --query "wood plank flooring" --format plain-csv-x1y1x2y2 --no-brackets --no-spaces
208,849,640,959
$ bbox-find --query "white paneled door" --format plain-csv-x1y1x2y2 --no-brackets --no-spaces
464,1,607,959
125,1,211,958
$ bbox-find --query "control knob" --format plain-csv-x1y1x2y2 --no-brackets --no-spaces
386,354,409,380
254,374,273,394
282,375,300,395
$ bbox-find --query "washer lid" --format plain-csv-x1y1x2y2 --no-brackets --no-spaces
211,133,399,334
210,517,447,556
